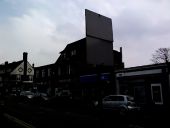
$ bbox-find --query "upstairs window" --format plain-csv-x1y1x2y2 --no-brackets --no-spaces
71,50,76,56
16,75,21,81
58,67,61,76
68,65,71,75
36,70,39,78
29,76,33,81
63,53,66,58
48,68,51,77
42,70,45,78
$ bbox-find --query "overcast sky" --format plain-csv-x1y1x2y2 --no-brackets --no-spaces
0,0,170,68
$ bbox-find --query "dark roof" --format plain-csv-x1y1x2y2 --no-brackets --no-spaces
115,63,167,73
55,38,86,64
113,50,119,53
34,63,55,69
0,60,23,73
60,38,86,53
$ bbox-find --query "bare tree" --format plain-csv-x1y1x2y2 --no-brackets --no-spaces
151,48,170,64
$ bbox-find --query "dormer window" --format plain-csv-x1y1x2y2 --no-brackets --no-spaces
63,53,66,58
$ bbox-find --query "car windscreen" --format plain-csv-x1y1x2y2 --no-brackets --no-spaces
127,96,134,102
104,96,124,101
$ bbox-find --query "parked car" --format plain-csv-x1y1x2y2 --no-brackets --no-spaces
39,92,49,101
20,91,35,99
102,95,140,116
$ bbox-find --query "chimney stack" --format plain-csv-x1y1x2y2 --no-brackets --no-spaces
23,52,28,76
23,52,28,62
5,61,8,65
120,47,122,60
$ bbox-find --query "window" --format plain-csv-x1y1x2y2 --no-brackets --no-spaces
71,50,76,56
127,96,134,102
104,96,124,101
16,75,21,81
42,70,45,78
36,70,39,78
63,53,66,58
58,67,61,76
68,65,71,75
151,83,163,105
29,76,33,81
111,96,124,101
48,68,51,77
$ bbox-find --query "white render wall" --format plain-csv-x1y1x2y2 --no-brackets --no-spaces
10,61,34,75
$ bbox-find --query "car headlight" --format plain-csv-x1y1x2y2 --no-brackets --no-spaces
127,106,133,109
27,95,33,99
94,101,98,106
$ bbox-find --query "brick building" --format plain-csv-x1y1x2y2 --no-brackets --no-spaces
34,10,124,100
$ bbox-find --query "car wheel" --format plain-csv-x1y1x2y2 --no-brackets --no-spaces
119,107,127,116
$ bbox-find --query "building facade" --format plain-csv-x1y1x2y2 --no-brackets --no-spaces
33,10,124,100
34,64,55,96
115,63,170,109
55,38,124,100
54,9,124,100
0,52,34,96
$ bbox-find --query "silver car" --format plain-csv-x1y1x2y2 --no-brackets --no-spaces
102,95,140,115
20,91,35,99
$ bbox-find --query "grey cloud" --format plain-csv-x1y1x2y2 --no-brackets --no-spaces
1,0,170,67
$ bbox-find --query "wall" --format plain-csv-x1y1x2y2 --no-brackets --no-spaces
86,36,113,66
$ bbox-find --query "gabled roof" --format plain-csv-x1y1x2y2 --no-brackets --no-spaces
0,60,23,73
